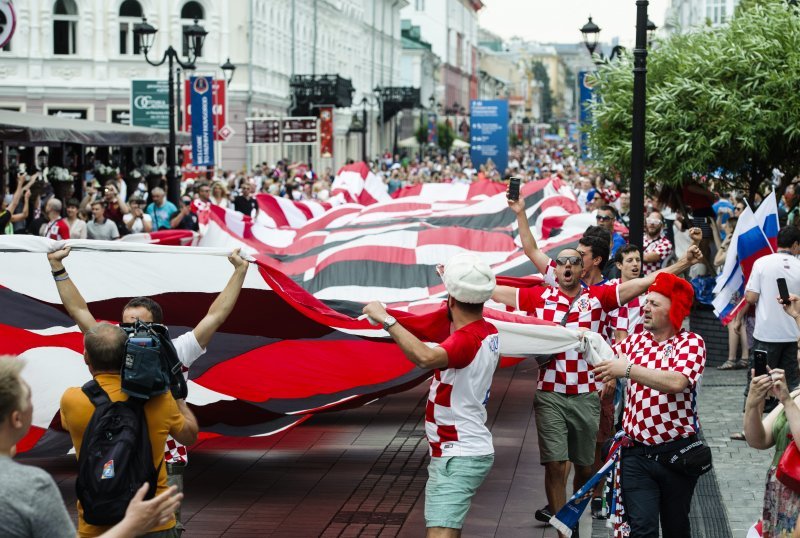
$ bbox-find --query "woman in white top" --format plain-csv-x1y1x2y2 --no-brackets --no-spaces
210,180,230,209
123,198,153,233
65,199,87,239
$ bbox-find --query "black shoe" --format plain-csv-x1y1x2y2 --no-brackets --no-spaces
572,525,580,538
591,497,607,520
534,505,553,523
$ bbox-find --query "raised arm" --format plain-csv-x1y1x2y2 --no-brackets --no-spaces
47,247,98,333
508,197,551,274
191,249,249,349
617,244,703,305
491,285,517,309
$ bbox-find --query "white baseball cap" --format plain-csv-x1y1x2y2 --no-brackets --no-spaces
443,253,496,304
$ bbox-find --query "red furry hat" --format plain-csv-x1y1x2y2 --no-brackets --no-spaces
647,273,694,332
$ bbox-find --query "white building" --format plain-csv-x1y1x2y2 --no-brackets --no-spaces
0,0,408,172
663,0,740,34
400,0,482,112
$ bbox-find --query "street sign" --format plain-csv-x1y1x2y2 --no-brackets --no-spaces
47,108,88,120
110,109,131,125
283,132,317,144
184,78,227,141
470,99,509,174
282,118,317,131
217,124,234,141
246,118,281,144
131,79,170,130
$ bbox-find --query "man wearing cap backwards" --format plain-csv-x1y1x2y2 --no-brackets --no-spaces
594,273,706,537
491,242,702,537
362,253,499,538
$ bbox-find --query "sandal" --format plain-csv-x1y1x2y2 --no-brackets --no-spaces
730,431,746,441
737,358,750,369
718,360,739,370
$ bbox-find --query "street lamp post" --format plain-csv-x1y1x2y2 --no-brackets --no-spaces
134,18,236,206
580,8,657,246
360,97,368,164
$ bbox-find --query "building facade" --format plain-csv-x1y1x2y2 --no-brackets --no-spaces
0,0,408,173
663,0,741,34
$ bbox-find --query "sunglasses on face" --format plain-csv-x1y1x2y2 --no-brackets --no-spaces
646,218,662,225
596,215,613,222
556,256,582,266
735,206,744,211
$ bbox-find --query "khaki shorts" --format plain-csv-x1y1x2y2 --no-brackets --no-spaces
534,390,600,466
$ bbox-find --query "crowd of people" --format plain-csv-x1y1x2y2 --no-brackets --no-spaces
1,140,800,537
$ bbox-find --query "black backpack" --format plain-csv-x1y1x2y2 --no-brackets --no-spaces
75,380,160,526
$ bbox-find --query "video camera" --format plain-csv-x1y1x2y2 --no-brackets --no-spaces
121,320,188,400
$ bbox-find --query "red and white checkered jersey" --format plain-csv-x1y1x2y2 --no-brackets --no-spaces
603,278,644,344
43,218,70,240
426,319,500,457
641,234,673,275
615,330,706,445
517,283,620,394
164,330,206,464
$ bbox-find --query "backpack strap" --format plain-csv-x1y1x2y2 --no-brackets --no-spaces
81,380,111,408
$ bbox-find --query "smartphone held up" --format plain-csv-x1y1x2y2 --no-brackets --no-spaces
753,349,768,378
777,278,790,305
507,176,521,202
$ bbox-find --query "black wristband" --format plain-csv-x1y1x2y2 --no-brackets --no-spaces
51,267,67,277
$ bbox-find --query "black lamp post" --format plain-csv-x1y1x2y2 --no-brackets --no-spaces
360,97,368,164
579,6,657,247
134,17,204,206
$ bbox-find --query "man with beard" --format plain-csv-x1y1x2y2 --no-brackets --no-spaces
642,211,673,275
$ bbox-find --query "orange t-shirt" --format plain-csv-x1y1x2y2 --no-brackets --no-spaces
60,374,185,537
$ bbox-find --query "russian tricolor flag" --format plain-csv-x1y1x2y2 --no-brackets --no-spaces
712,192,779,325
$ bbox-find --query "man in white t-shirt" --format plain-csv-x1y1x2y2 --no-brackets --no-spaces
745,225,800,392
46,246,250,534
363,253,499,537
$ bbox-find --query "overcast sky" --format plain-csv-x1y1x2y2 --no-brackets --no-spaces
479,0,670,46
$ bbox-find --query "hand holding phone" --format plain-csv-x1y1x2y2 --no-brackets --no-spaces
507,176,521,202
753,349,768,377
777,278,790,305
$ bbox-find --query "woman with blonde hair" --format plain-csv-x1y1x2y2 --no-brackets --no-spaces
210,180,230,209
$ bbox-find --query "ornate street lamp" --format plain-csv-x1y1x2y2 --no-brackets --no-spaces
133,17,202,205
221,57,236,86
579,16,601,57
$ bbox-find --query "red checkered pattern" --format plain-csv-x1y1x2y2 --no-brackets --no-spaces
603,279,644,344
164,437,188,464
518,283,619,394
641,234,673,275
615,330,706,445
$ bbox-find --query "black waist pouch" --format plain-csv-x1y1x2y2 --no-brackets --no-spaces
653,438,713,477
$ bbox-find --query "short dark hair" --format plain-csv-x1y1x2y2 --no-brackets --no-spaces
598,204,619,218
777,225,800,248
84,323,127,372
123,297,164,324
615,244,641,265
583,225,612,245
66,198,80,208
453,298,485,315
578,233,610,269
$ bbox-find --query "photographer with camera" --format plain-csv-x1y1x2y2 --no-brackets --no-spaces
47,246,250,535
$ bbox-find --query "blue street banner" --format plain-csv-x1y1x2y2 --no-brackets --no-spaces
427,112,438,146
190,75,215,167
578,71,595,160
470,100,508,174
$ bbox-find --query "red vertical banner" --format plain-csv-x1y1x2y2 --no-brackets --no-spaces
319,107,334,158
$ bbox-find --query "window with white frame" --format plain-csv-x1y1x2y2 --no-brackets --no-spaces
415,0,425,10
119,0,144,55
706,0,727,25
181,1,204,58
53,0,78,55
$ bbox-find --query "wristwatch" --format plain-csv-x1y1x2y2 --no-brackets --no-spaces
382,315,397,331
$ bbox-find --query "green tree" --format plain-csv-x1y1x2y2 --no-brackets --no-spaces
437,121,455,153
532,61,553,123
587,0,800,198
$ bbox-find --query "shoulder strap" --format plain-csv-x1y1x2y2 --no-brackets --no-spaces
81,380,110,408
559,292,582,327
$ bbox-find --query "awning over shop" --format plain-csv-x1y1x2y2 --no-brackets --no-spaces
0,109,190,146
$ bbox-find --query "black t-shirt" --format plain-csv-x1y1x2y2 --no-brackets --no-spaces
171,210,199,232
233,196,258,217
0,210,10,234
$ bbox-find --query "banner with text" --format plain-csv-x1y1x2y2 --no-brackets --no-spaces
131,79,169,130
183,78,228,141
578,71,594,160
190,76,215,167
469,99,508,174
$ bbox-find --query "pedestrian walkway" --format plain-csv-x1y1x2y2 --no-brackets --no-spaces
34,358,774,537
